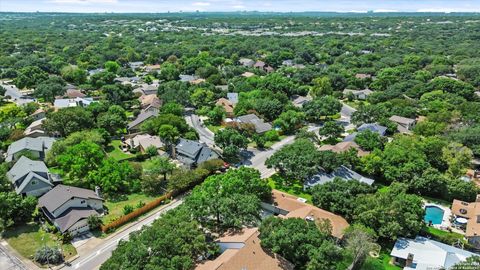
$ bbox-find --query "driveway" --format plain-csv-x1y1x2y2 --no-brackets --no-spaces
185,113,215,146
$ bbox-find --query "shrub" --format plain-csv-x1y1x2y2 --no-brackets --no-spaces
136,201,146,209
34,246,63,265
264,130,279,142
145,146,158,157
58,232,72,244
87,215,103,230
123,205,134,215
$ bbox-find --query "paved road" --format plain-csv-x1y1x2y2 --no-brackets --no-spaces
65,199,184,270
185,114,215,146
341,102,356,119
0,244,28,270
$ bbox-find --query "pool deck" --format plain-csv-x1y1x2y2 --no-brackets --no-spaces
424,202,452,230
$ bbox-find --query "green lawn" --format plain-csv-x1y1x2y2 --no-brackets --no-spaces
267,174,312,203
106,140,133,161
103,193,158,224
207,124,223,134
338,250,400,270
3,223,77,263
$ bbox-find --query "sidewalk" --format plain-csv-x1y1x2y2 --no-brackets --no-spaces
0,240,39,270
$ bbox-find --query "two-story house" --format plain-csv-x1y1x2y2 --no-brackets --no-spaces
6,136,56,162
6,156,54,197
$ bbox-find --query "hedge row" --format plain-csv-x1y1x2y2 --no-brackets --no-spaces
101,191,174,232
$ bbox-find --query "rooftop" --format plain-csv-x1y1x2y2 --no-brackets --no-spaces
304,165,375,188
451,197,480,238
38,184,103,214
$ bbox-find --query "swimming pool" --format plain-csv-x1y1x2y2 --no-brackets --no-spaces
424,205,445,225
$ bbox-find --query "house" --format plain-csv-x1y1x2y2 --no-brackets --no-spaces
282,59,294,66
191,78,206,85
30,108,46,121
357,123,387,136
475,91,480,98
343,132,358,142
38,185,104,236
6,136,56,162
304,165,374,189
53,97,96,109
262,190,350,238
390,236,477,270
253,60,266,69
215,98,235,117
144,64,161,72
291,95,312,108
24,118,46,138
226,92,238,105
128,61,144,70
343,89,373,100
6,156,54,197
175,138,219,168
138,94,162,113
239,58,255,67
179,74,197,83
127,110,158,132
88,68,104,76
265,66,274,73
236,114,272,134
451,195,480,248
196,227,294,270
128,134,164,154
241,71,255,78
319,141,369,157
62,89,86,99
389,115,416,134
134,83,158,96
355,73,372,80
114,77,140,85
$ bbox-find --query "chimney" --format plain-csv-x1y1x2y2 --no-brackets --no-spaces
406,253,414,268
95,186,102,198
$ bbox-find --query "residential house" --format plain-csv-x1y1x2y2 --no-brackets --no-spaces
38,185,104,236
134,83,158,96
6,136,56,162
114,77,140,85
215,85,229,92
264,66,274,73
191,78,206,85
53,97,96,109
129,61,144,70
179,74,197,83
88,68,104,76
30,108,46,121
304,165,374,189
127,110,158,132
144,64,161,72
61,89,86,99
389,115,416,134
24,118,46,138
239,58,255,67
357,123,387,136
343,89,373,100
451,195,480,248
241,71,255,78
282,59,294,66
319,141,369,157
138,94,162,113
128,134,164,154
175,138,219,168
343,132,358,142
215,98,235,118
196,227,294,270
253,60,265,69
262,190,350,238
355,73,372,80
390,236,477,270
6,156,54,197
236,114,272,134
226,92,238,105
291,95,312,108
475,91,480,98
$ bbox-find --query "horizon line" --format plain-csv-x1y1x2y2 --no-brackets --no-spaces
1,10,480,14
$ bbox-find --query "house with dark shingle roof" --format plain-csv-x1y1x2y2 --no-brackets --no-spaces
357,123,387,136
236,114,272,134
175,138,219,168
304,165,374,189
127,110,158,132
38,184,103,235
389,115,416,134
6,136,56,162
6,156,54,197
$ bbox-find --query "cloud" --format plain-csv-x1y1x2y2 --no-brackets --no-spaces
46,0,118,4
232,5,245,9
373,9,399,13
192,2,211,6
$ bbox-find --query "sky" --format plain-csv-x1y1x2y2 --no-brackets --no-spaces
1,0,480,13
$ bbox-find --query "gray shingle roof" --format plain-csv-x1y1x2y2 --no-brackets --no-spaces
227,92,239,104
127,110,158,130
6,137,56,162
304,165,374,188
237,114,272,134
53,207,99,233
357,123,387,136
7,156,49,183
389,115,416,125
38,184,103,214
175,138,219,166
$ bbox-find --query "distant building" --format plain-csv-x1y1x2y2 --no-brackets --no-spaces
175,138,219,168
138,94,162,113
291,95,311,108
30,108,46,121
128,134,164,154
319,141,369,157
215,98,235,118
128,61,144,70
88,68,104,76
226,92,238,105
343,89,373,100
24,118,46,138
304,165,374,189
38,185,104,236
53,97,96,109
355,73,372,80
390,236,477,270
6,137,56,162
236,114,272,134
389,115,416,134
6,156,55,197
127,110,158,132
241,71,255,78
451,195,480,248
238,58,255,67
357,123,387,136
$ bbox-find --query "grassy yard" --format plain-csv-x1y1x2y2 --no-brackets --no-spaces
105,140,133,161
338,250,400,270
103,193,158,224
207,124,223,134
267,174,312,203
3,223,77,263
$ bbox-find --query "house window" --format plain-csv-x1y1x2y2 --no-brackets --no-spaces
81,200,85,204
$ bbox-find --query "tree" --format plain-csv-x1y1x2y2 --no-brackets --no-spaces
265,139,321,182
102,84,133,104
259,216,342,270
104,61,120,73
311,178,375,220
344,224,379,270
89,71,116,89
61,65,87,84
14,66,48,89
158,62,180,81
34,79,65,102
56,140,105,180
143,156,175,181
450,255,480,270
310,76,333,97
207,105,225,125
88,158,139,195
303,95,342,122
354,129,384,151
158,124,180,158
96,105,126,135
43,107,94,137
185,167,271,231
190,88,215,108
353,183,424,240
87,215,103,231
161,102,184,116
214,128,248,162
273,110,305,135
0,192,37,229
410,168,448,198
319,121,344,143
34,246,63,265
442,142,473,179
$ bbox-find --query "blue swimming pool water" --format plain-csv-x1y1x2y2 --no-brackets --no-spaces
424,206,444,225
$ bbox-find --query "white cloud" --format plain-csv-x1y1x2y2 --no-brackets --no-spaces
46,0,118,4
193,2,211,6
373,9,399,13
